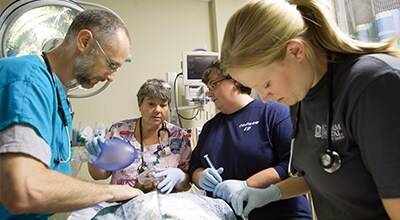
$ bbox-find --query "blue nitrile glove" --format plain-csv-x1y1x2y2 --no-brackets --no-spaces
154,168,185,194
198,167,224,192
213,180,247,203
231,184,282,217
85,136,106,156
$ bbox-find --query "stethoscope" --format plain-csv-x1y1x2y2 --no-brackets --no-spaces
42,52,72,164
137,117,171,174
288,61,341,177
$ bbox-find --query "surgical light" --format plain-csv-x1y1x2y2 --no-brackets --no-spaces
0,0,84,58
0,0,126,98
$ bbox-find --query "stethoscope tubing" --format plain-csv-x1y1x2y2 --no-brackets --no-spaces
288,60,341,176
42,52,71,164
137,118,171,174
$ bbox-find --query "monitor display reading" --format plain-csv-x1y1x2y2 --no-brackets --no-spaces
182,51,219,86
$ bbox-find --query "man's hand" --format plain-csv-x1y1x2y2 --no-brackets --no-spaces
107,184,144,202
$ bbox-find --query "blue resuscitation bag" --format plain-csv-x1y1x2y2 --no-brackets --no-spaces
91,138,139,171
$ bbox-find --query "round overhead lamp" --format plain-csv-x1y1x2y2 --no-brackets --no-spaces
0,0,125,98
0,0,84,58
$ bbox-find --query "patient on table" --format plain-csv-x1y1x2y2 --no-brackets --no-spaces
92,191,236,220
68,186,236,220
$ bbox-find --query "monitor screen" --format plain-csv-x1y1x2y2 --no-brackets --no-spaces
182,51,219,86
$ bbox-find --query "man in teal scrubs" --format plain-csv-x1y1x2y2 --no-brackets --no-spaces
0,9,143,220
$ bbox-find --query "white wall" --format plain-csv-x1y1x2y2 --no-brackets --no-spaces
0,0,11,9
72,0,251,137
0,0,249,133
69,0,249,133
69,0,215,132
213,0,247,50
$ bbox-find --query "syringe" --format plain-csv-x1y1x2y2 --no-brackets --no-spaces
204,154,245,218
203,154,216,170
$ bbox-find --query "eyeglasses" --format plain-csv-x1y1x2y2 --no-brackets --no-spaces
94,39,120,72
207,78,229,91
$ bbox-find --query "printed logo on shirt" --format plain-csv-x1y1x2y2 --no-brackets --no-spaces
314,123,345,141
239,120,259,132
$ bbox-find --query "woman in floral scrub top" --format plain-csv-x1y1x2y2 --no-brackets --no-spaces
88,79,192,193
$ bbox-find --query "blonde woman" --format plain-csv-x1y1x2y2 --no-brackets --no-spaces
221,0,400,219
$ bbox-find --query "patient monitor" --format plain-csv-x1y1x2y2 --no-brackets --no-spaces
182,51,219,100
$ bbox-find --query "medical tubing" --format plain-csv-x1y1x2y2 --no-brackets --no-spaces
173,73,201,122
173,73,183,127
42,52,71,163
137,118,147,174
67,81,110,98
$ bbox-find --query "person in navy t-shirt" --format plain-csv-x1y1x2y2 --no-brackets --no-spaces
189,60,312,220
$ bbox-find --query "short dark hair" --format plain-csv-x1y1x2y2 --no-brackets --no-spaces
202,60,251,95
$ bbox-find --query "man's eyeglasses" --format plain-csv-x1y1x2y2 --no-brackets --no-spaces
207,78,229,91
94,39,120,72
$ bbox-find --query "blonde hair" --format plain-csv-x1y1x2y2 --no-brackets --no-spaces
221,0,400,72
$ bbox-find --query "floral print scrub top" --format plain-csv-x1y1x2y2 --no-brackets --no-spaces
105,118,192,187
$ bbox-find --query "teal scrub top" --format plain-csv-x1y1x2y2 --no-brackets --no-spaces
0,55,73,219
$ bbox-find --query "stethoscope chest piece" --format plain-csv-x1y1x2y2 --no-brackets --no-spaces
320,149,341,173
158,146,171,157
137,160,148,174
155,126,171,157
137,118,172,174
